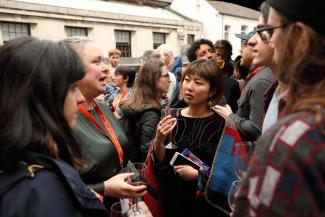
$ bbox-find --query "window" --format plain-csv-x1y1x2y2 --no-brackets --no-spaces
241,25,248,34
224,25,230,41
240,25,248,47
1,22,30,43
153,32,166,49
187,34,195,45
65,26,87,37
115,30,131,57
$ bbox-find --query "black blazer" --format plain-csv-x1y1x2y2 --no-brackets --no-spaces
224,76,240,113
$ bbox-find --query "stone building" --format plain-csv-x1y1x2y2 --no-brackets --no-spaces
0,0,202,60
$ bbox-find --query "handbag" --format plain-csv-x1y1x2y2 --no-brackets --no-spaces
143,143,162,217
204,108,243,214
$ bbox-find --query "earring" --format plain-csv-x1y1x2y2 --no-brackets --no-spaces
208,97,212,109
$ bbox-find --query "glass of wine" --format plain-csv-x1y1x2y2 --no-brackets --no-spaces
127,163,148,216
161,108,179,162
228,180,240,211
233,142,254,180
110,201,133,217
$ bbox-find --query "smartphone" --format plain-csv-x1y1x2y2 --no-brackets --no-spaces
170,152,201,170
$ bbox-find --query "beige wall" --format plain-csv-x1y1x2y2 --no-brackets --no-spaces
0,1,202,57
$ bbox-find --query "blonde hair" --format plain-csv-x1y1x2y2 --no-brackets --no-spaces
109,48,121,57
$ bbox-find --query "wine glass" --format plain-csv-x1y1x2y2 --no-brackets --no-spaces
110,201,133,217
233,142,254,180
228,180,240,211
127,163,148,216
161,108,179,162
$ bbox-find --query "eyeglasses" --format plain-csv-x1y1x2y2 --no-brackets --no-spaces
256,25,287,43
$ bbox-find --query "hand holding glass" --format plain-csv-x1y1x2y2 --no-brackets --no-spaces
127,163,148,216
160,108,178,149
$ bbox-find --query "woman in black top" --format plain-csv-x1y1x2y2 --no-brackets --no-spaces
153,59,229,217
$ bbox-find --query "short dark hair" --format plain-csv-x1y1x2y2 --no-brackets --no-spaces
186,38,214,62
214,40,233,60
181,59,224,102
0,36,85,171
115,65,136,88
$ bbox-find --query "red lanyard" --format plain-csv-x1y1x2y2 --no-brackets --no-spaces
79,101,124,166
246,66,265,81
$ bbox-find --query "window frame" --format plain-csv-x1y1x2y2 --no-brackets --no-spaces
65,26,88,37
224,25,230,41
1,22,30,43
187,34,195,45
153,32,166,49
115,30,132,57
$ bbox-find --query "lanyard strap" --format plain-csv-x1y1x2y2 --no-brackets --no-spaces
246,66,266,81
79,101,124,166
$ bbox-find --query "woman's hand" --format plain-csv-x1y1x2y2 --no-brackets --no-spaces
153,115,177,162
103,173,147,198
213,104,233,117
155,115,176,143
174,165,199,181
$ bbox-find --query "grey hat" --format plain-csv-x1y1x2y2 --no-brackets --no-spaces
235,30,256,41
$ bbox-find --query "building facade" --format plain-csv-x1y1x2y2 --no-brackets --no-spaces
171,0,259,58
0,0,202,58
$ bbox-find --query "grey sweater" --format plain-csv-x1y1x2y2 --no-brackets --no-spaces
229,67,275,141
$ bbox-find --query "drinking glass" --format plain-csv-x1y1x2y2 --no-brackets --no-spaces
161,108,179,161
234,142,254,180
110,201,133,217
127,163,148,216
228,180,240,211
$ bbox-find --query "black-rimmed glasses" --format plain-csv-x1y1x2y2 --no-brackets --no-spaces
256,25,287,43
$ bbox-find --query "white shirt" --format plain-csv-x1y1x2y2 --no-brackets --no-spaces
262,89,287,134
167,71,177,99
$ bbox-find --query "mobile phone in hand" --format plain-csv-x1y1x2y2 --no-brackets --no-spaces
170,152,201,170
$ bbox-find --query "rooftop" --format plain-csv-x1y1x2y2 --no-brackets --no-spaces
208,1,260,20
111,0,172,7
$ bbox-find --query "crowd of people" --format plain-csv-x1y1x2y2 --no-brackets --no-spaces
0,0,324,216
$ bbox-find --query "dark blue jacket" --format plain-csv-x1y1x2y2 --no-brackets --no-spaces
170,56,183,77
0,153,107,217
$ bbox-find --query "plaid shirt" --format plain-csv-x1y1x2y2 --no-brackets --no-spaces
233,107,325,217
